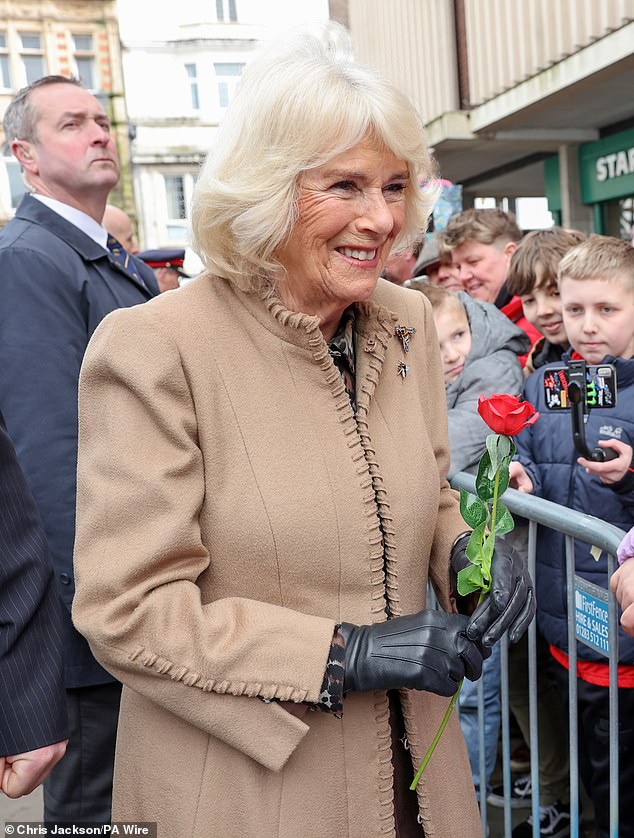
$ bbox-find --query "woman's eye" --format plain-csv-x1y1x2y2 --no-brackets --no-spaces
384,182,406,195
331,180,356,192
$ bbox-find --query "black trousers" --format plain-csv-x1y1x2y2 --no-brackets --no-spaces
43,681,122,825
552,661,634,837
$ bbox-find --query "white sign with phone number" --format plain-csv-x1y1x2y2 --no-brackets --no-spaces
574,575,609,657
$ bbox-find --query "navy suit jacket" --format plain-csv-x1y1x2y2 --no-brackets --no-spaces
0,195,159,688
0,412,69,755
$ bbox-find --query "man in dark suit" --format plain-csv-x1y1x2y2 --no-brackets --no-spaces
0,412,68,798
0,76,158,823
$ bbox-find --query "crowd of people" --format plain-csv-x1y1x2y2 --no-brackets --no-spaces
0,23,633,838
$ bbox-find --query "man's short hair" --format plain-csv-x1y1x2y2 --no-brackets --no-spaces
443,208,522,250
558,235,634,289
507,227,587,296
3,75,82,149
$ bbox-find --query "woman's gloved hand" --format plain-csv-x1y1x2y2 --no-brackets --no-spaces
450,534,536,647
340,610,490,697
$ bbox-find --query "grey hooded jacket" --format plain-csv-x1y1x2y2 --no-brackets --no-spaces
446,292,530,477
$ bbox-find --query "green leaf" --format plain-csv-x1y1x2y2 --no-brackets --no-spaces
475,452,496,501
459,489,487,528
496,462,510,496
457,563,486,596
493,501,514,535
466,522,486,564
480,531,496,588
486,434,501,477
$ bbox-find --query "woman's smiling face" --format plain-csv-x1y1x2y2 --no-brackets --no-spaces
275,136,409,339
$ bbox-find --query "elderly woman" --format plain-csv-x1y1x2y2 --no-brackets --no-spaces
72,30,534,838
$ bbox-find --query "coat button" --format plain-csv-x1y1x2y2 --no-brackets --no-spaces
59,573,72,585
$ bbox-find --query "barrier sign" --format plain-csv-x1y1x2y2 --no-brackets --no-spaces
574,575,609,657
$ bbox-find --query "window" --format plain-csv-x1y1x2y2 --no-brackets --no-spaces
72,33,97,90
216,0,237,22
214,62,243,108
185,63,199,110
2,158,27,208
165,175,187,220
0,33,10,89
19,32,45,84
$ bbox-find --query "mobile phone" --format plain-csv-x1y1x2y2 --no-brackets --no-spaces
543,364,617,411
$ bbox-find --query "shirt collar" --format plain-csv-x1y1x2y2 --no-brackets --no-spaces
31,194,108,249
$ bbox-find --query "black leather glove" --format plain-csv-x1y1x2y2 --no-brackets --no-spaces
451,534,536,646
340,610,490,697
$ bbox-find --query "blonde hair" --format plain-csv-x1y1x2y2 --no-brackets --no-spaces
443,208,522,251
191,25,438,292
558,235,634,288
410,280,464,315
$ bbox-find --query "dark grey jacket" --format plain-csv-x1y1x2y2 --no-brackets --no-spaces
446,292,529,477
0,195,159,688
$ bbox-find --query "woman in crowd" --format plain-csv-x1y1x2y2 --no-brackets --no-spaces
72,28,533,838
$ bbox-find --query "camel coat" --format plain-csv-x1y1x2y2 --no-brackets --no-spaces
73,275,481,838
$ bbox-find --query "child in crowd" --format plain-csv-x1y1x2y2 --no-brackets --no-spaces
489,228,587,836
511,235,634,838
443,208,542,362
507,227,587,374
413,281,528,801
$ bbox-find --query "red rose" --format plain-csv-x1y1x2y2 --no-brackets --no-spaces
477,394,539,436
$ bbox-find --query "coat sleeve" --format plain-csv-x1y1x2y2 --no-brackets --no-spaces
447,352,524,477
0,247,87,604
72,305,336,771
0,413,68,756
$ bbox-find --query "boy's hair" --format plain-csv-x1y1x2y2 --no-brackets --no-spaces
558,235,634,288
411,281,465,314
443,208,522,250
507,227,587,296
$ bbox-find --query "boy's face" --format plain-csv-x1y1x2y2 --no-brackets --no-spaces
560,274,634,363
434,302,472,383
450,238,516,304
520,277,568,346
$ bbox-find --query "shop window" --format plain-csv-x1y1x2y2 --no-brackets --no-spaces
216,0,238,22
185,63,199,110
0,33,11,89
19,32,45,85
72,34,97,90
2,157,27,208
214,62,243,108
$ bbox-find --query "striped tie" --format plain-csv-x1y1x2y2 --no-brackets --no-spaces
107,234,142,284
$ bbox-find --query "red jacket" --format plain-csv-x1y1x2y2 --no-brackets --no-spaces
501,295,542,367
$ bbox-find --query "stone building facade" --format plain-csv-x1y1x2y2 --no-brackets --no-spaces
0,0,131,225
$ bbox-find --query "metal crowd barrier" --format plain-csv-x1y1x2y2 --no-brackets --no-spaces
450,472,626,838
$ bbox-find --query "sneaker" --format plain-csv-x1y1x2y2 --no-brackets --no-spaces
487,774,532,808
512,799,571,837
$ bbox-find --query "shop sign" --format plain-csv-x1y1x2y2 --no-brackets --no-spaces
580,128,634,204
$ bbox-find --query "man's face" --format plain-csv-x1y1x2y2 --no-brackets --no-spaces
17,83,119,210
561,274,634,363
451,239,516,303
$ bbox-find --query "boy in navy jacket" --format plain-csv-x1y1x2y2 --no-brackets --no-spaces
511,235,634,838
